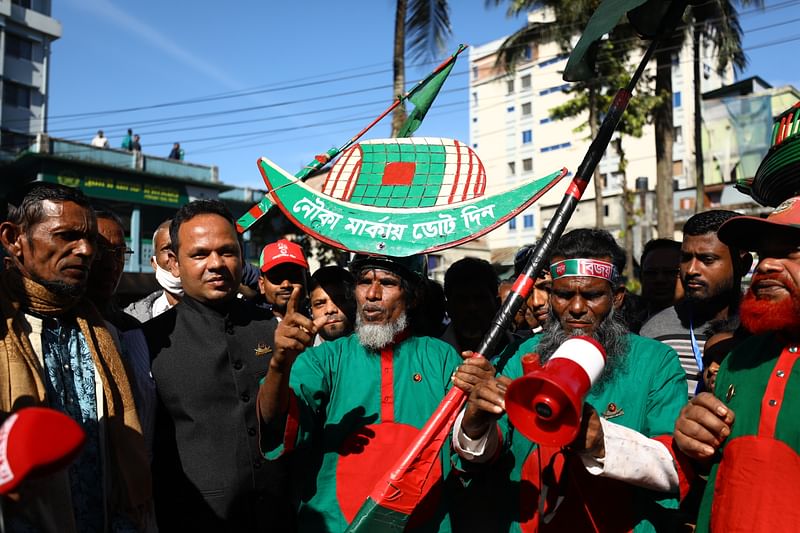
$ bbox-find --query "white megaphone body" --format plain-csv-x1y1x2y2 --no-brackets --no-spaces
505,336,606,447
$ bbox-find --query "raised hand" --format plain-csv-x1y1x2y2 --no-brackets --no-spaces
272,286,327,370
674,392,735,461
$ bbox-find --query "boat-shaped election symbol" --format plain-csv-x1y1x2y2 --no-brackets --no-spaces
259,137,567,256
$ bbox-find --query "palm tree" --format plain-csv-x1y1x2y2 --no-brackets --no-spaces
648,0,761,234
391,0,453,136
488,0,614,227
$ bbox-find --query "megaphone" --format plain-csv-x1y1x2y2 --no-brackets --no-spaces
0,407,86,494
505,336,606,447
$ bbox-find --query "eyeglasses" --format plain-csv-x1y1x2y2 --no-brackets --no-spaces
96,245,134,261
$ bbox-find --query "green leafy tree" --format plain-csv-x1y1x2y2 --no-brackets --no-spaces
643,0,762,233
488,0,611,227
549,35,660,276
391,0,452,136
489,0,762,236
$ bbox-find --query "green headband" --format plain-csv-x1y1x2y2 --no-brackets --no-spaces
550,258,618,283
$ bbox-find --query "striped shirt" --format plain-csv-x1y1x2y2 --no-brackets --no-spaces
640,306,707,398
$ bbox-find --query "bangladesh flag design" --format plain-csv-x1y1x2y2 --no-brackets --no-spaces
321,138,486,208
258,140,567,257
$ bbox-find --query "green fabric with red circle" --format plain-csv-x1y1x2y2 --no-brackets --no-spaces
263,334,461,532
486,333,685,532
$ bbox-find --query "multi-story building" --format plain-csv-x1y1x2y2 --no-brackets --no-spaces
1,0,61,152
469,10,733,262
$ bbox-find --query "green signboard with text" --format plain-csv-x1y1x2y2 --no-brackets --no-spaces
42,173,190,207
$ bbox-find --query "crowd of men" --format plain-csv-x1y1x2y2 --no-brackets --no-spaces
1,121,798,531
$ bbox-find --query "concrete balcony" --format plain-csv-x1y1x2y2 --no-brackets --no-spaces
31,134,219,183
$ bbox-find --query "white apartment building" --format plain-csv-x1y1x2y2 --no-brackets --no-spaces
469,10,733,260
1,0,61,152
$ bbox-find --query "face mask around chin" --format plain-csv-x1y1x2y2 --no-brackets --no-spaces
154,261,183,296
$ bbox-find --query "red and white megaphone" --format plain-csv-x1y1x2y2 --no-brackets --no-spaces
0,407,85,494
505,336,606,447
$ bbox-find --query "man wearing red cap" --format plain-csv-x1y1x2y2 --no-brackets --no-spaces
257,253,490,532
674,195,800,532
259,239,309,320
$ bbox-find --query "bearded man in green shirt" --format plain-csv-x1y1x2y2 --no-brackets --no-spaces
257,254,491,532
453,228,687,532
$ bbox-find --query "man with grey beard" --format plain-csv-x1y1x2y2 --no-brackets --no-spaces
452,229,687,532
257,254,485,532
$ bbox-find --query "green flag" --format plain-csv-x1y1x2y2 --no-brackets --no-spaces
396,45,463,137
564,0,683,82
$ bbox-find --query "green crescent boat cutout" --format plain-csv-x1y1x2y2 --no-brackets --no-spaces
258,138,567,257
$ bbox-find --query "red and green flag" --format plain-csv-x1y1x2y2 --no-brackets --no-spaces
236,45,466,233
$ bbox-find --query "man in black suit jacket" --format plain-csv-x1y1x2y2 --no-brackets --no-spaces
144,200,293,531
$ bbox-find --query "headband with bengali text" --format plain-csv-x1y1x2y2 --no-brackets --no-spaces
550,258,619,283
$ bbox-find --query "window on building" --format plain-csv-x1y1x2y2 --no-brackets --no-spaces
472,92,478,106
0,129,33,152
12,0,32,8
522,158,533,172
472,66,479,79
522,130,532,144
539,142,571,153
472,117,477,123
6,34,34,61
521,102,532,116
507,79,515,94
3,82,31,108
539,117,552,124
539,84,570,96
523,45,533,61
428,254,443,273
538,53,568,68
674,126,683,144
509,217,517,231
507,106,515,113
673,91,682,108
603,205,609,217
523,214,534,228
508,161,516,175
521,74,531,90
472,143,478,149
673,160,684,177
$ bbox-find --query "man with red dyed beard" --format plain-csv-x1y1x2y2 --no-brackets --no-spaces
674,195,800,532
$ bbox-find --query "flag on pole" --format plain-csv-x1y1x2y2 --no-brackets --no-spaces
395,45,462,137
235,45,466,234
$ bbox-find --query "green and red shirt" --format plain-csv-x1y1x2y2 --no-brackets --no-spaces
697,333,800,532
264,334,461,532
487,333,686,533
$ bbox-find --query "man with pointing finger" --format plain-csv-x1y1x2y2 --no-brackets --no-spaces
257,253,492,532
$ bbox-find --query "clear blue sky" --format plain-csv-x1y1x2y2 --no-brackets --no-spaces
48,0,800,191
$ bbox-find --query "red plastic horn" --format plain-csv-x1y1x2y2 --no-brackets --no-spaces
505,336,606,447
